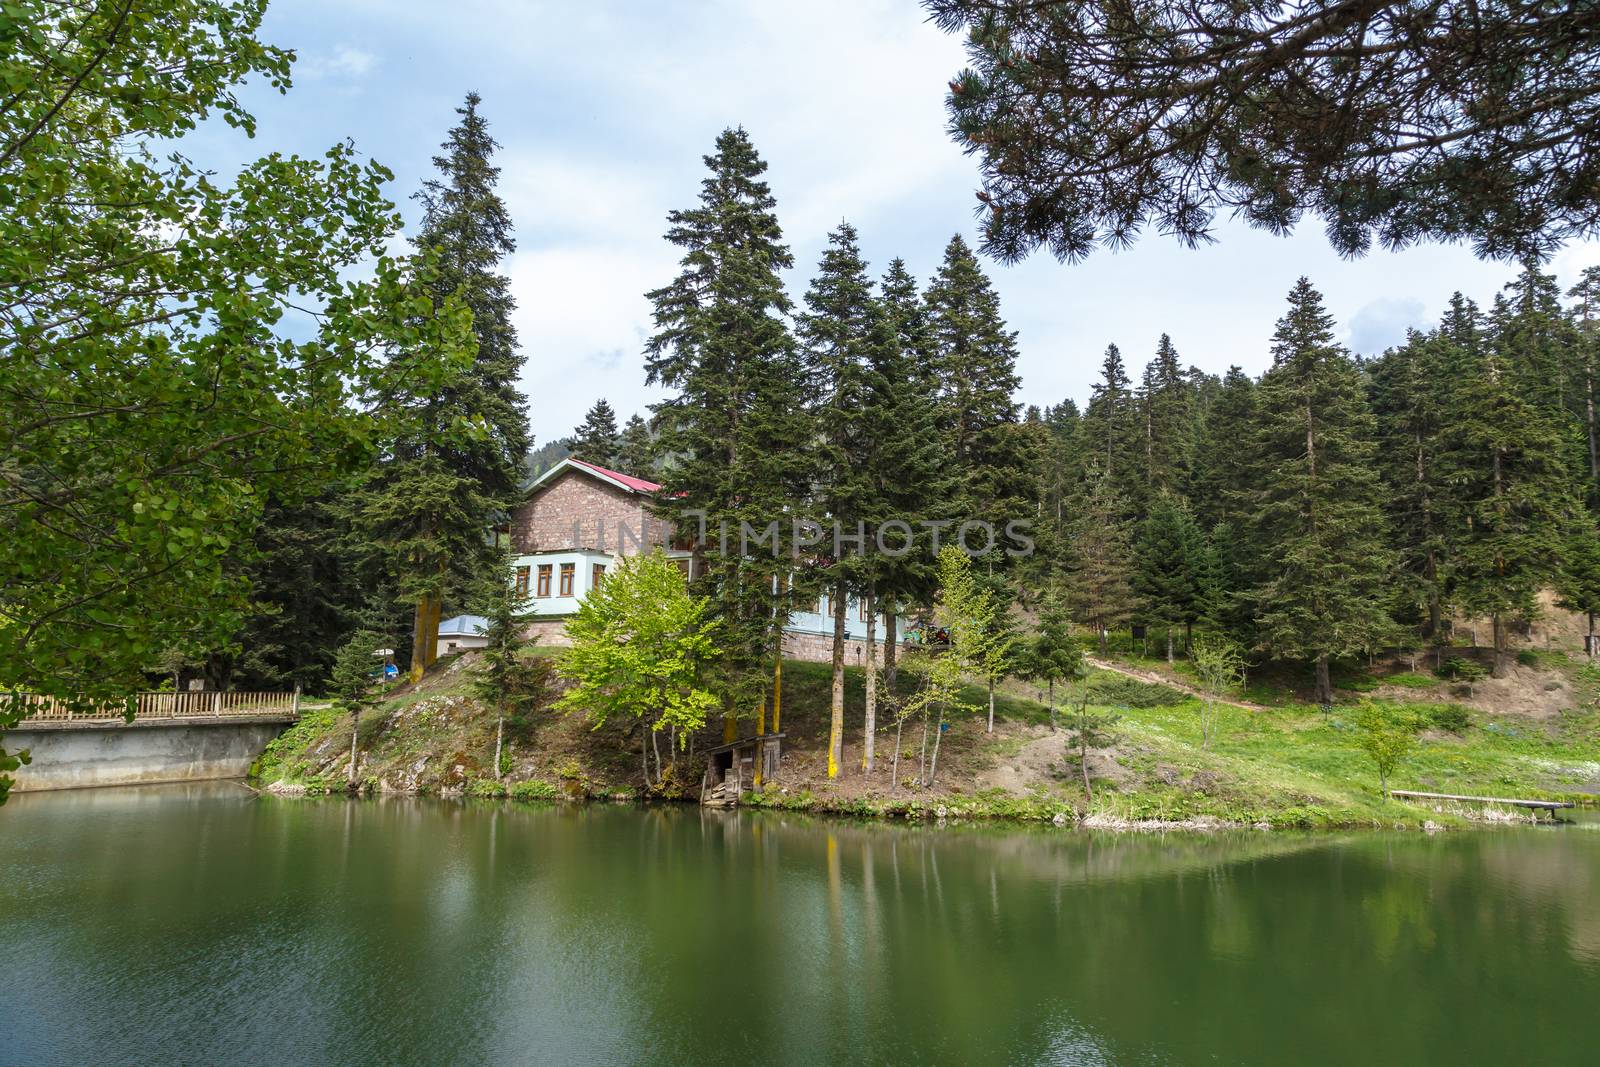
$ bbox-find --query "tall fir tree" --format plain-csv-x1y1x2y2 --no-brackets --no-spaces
358,92,529,680
615,413,656,478
570,399,621,467
1244,279,1394,703
1068,471,1137,654
1369,324,1459,640
1132,493,1204,660
643,128,810,722
1442,296,1580,675
796,222,886,777
923,234,1035,543
875,257,954,692
1188,366,1256,531
1565,267,1600,507
1083,343,1139,506
1135,334,1194,505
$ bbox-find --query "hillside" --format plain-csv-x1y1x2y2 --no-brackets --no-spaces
253,646,1600,829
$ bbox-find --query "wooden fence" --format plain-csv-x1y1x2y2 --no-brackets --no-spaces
8,689,299,723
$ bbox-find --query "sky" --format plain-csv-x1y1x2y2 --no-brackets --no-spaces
204,0,1600,448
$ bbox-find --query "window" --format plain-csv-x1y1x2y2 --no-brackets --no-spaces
817,596,827,616
536,564,552,598
859,598,870,622
592,563,605,591
559,562,575,597
514,566,530,597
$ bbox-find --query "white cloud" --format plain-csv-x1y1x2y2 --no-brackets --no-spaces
296,45,376,81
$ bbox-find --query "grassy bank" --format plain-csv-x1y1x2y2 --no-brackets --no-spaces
253,649,1600,830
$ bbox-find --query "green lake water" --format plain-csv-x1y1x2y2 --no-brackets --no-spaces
2,784,1596,1065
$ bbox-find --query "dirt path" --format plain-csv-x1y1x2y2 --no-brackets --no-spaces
1085,656,1269,714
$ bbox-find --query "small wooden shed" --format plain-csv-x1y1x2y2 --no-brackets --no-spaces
700,732,784,807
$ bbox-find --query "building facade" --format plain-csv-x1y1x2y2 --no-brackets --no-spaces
506,458,891,661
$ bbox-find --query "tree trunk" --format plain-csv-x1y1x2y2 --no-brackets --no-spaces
918,705,930,786
1491,613,1509,677
1314,654,1332,705
1047,678,1056,732
652,725,663,785
863,584,877,773
928,704,945,788
986,677,995,733
829,578,846,778
1098,625,1109,656
891,714,904,793
348,710,360,786
1165,628,1175,663
1077,707,1092,804
884,608,898,695
494,709,505,780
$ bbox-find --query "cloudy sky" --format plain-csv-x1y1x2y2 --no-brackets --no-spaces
208,0,1600,447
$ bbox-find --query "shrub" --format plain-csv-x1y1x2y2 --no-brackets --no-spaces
508,779,558,802
1425,705,1470,733
1516,649,1540,667
1087,675,1185,708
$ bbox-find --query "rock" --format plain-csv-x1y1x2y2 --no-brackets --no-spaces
1051,811,1071,827
266,781,306,797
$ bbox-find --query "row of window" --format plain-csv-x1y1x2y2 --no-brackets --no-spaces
514,562,607,599
812,596,871,622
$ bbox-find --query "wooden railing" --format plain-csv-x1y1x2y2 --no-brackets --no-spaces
9,689,300,723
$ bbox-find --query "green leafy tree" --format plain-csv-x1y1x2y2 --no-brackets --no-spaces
1244,280,1394,703
555,552,722,787
0,0,473,800
1066,685,1120,805
358,93,529,682
1190,634,1244,750
1557,523,1600,655
643,128,810,726
1353,703,1419,799
569,400,621,467
928,0,1600,261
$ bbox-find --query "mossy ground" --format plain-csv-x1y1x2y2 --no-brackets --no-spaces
254,647,1600,829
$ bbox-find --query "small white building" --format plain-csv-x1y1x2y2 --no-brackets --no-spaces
437,614,490,653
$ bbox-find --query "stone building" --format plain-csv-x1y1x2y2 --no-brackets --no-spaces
507,457,891,661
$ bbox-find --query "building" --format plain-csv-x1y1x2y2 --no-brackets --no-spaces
506,457,893,661
436,614,490,653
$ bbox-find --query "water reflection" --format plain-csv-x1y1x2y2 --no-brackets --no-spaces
1,787,1595,1066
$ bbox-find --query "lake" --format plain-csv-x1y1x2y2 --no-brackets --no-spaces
2,784,1596,1065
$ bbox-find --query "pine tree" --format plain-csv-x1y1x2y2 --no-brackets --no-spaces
358,93,529,681
1188,365,1255,532
1369,324,1457,641
874,258,954,695
570,399,621,467
1132,493,1204,661
644,128,809,721
1019,586,1084,730
1443,300,1580,675
923,234,1034,542
1566,268,1600,507
1245,279,1394,703
1069,472,1136,654
1083,343,1140,507
1135,334,1194,504
615,414,656,478
796,222,885,777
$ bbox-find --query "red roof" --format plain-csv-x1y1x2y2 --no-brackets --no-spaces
567,457,661,494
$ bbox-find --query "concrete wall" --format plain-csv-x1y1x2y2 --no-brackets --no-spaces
8,718,289,792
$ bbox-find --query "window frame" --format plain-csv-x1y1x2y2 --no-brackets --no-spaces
559,562,575,597
514,566,530,597
536,564,552,598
